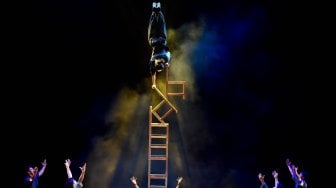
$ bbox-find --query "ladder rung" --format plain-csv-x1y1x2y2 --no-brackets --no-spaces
168,92,184,96
168,81,185,84
150,123,169,127
150,174,167,179
150,144,167,148
150,134,167,138
149,155,167,160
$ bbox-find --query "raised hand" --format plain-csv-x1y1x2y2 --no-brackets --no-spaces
130,176,137,185
176,176,183,185
79,163,86,172
64,159,71,167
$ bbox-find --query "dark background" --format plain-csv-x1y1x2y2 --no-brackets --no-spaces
4,0,326,187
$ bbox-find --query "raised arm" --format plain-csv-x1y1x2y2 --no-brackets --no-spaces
78,163,87,183
286,159,295,176
64,159,73,179
258,173,269,188
38,159,47,177
130,176,140,188
272,170,281,188
176,176,183,188
294,165,306,184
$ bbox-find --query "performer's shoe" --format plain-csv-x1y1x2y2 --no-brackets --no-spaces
153,2,161,12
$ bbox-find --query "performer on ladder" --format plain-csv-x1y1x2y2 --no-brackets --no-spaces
147,2,171,89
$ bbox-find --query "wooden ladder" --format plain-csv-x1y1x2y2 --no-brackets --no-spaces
148,65,186,188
